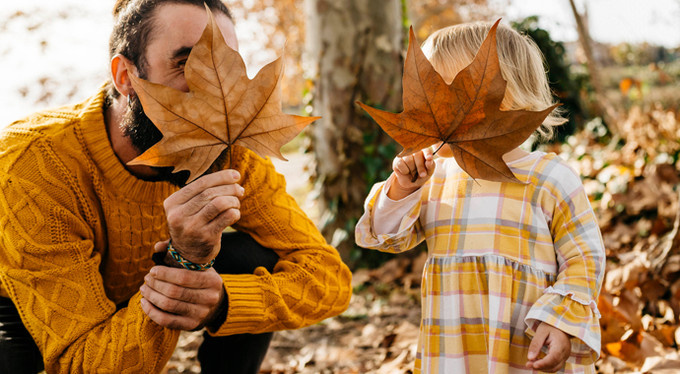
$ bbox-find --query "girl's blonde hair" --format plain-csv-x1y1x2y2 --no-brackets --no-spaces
421,22,566,141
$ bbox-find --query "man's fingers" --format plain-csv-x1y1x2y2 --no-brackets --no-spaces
154,240,170,253
141,266,227,331
527,325,549,361
141,284,190,314
143,275,217,305
148,266,221,289
165,169,241,207
140,298,202,330
174,184,244,217
196,195,241,224
207,208,241,234
140,283,211,317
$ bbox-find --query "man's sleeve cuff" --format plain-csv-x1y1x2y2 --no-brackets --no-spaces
207,273,266,336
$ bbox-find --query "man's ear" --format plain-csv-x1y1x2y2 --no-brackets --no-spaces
110,54,136,98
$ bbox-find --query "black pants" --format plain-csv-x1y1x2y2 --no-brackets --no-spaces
0,231,279,374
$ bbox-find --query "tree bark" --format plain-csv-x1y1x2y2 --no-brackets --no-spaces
305,0,403,264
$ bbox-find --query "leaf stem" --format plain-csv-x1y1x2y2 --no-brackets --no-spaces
433,142,446,156
410,143,447,182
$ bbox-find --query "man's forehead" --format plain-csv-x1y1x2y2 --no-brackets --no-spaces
147,3,237,55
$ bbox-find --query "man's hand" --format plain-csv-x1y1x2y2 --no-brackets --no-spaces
140,265,226,330
164,169,243,264
387,148,435,200
526,322,571,372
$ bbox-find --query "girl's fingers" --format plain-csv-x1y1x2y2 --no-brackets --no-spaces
392,148,436,186
413,153,427,178
527,326,549,361
393,157,411,176
403,155,416,175
425,157,435,176
530,352,560,371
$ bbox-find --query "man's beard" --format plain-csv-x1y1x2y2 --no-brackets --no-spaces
121,94,229,187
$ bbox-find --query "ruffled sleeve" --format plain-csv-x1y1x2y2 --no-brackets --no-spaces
525,162,606,365
354,176,425,253
525,287,602,364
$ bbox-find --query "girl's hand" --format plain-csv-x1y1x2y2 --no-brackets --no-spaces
526,322,571,372
387,148,435,200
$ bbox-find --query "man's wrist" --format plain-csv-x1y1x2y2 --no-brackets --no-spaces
168,240,215,271
152,250,184,269
152,240,216,271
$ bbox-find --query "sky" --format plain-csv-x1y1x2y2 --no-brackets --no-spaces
505,0,680,48
0,0,678,126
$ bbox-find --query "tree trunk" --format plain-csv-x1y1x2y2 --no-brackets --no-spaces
305,0,403,264
568,0,620,135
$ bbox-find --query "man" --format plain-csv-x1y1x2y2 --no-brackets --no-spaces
0,0,352,373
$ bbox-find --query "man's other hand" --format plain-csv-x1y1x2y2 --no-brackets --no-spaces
140,265,226,330
164,169,244,264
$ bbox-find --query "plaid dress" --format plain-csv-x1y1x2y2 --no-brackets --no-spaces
356,151,604,373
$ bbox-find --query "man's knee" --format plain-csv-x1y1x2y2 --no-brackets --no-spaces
214,231,279,274
198,332,274,374
0,297,44,373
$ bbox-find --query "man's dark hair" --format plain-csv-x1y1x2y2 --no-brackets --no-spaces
107,0,232,99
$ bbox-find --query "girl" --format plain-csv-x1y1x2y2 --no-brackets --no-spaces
355,22,604,373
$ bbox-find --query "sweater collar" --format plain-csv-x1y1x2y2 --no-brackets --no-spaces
77,84,178,203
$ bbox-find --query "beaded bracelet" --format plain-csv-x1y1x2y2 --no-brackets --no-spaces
167,239,215,271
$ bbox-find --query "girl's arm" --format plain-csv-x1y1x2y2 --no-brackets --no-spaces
355,149,435,253
525,162,606,366
372,181,422,234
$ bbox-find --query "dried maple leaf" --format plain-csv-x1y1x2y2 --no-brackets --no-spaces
357,20,558,183
127,6,318,183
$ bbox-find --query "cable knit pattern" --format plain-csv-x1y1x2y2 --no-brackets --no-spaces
0,87,352,373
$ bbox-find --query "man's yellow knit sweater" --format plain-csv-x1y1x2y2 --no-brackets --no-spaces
0,88,352,373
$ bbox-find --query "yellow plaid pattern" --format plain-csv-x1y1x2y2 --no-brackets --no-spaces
356,152,604,373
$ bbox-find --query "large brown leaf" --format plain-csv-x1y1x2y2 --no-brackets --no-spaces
127,5,318,183
357,20,558,183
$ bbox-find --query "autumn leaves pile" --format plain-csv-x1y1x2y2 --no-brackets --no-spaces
127,8,554,184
